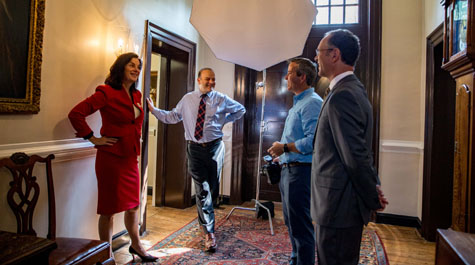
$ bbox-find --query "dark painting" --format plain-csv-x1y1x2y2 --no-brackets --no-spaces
0,0,45,114
0,0,30,99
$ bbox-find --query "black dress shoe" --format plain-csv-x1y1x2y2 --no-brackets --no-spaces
129,246,158,262
205,232,217,252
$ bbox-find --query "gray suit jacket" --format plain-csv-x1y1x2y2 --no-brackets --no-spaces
310,74,381,228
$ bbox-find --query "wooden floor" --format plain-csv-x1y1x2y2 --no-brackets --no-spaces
114,199,435,264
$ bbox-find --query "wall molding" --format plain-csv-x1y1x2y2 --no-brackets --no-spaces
0,138,96,163
375,213,422,229
380,140,424,154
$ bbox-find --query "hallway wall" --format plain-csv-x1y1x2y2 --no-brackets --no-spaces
379,0,444,219
0,0,234,239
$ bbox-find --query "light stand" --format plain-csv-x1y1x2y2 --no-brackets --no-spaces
225,70,274,236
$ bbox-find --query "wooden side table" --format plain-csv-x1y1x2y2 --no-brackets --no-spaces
435,228,475,265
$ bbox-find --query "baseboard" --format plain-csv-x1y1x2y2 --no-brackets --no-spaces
375,213,422,228
111,230,129,251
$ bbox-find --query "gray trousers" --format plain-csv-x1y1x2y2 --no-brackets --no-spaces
280,164,315,265
315,224,364,265
186,140,224,233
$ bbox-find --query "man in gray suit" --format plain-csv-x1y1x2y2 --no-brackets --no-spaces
311,29,388,265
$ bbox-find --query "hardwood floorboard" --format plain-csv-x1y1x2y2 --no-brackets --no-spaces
368,223,435,264
113,198,436,264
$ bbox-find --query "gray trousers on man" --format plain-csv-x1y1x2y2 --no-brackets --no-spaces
280,164,315,265
315,224,363,265
186,139,224,233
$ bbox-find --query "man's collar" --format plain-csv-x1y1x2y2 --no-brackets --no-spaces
197,90,214,96
294,87,314,101
329,71,353,90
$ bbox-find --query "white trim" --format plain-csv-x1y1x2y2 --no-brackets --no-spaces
380,140,424,154
0,139,96,163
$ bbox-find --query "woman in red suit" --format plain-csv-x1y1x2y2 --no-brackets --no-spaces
68,52,157,262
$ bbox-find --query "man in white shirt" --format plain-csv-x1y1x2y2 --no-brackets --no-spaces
147,68,245,252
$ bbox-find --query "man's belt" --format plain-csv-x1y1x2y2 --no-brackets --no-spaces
187,137,222,147
282,162,312,168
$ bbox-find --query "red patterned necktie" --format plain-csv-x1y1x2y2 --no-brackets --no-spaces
194,94,207,140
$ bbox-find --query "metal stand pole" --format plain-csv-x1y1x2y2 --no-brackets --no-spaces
226,70,274,235
218,160,225,206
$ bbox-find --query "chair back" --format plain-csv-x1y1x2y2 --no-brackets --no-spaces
0,152,56,240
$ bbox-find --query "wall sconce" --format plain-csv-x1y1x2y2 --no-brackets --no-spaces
115,38,125,56
111,27,143,57
111,25,130,57
131,32,144,55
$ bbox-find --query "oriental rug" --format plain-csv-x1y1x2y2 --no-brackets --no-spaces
131,210,389,264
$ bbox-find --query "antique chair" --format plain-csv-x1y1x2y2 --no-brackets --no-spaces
0,152,114,264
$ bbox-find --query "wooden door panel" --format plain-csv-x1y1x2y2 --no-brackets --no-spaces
452,81,471,231
421,30,457,241
163,58,189,208
155,56,168,206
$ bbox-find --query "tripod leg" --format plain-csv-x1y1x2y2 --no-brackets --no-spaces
255,200,275,235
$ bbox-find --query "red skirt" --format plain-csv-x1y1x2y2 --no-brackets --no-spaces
95,150,140,215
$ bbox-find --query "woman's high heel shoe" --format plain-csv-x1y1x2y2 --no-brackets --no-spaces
129,245,158,262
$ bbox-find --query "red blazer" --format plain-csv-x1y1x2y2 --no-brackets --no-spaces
68,85,144,157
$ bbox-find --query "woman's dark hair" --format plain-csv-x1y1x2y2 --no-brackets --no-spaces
105,52,142,90
325,29,360,67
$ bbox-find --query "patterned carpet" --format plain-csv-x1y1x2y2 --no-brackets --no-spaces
133,209,389,264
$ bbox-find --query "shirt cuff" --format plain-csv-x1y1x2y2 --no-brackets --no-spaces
83,131,94,140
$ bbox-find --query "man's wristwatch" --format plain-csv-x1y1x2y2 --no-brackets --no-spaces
283,143,289,153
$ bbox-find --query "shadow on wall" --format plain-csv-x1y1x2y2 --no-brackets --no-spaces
92,0,126,21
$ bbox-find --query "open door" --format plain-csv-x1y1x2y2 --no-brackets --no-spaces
139,21,196,234
421,24,456,241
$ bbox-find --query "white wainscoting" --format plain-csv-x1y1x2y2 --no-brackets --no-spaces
0,139,127,239
0,138,95,163
380,140,424,154
379,139,424,217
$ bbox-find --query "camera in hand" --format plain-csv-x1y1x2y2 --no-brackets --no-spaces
261,155,281,185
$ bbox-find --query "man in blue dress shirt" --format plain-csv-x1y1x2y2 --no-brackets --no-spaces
267,58,323,265
147,68,245,252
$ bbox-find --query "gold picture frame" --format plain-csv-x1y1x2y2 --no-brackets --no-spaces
0,0,45,114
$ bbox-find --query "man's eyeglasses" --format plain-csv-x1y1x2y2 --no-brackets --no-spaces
316,48,334,56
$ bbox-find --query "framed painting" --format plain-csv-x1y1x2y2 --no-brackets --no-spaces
0,0,45,114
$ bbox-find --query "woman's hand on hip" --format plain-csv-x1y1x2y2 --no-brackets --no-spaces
89,136,118,146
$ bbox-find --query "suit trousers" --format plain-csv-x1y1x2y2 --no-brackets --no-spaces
279,164,315,265
186,140,224,233
315,224,364,265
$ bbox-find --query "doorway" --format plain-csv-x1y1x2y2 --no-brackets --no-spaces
140,21,196,232
421,24,456,241
148,40,191,209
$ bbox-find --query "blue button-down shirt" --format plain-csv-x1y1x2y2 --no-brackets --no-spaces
150,90,246,143
279,87,323,163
